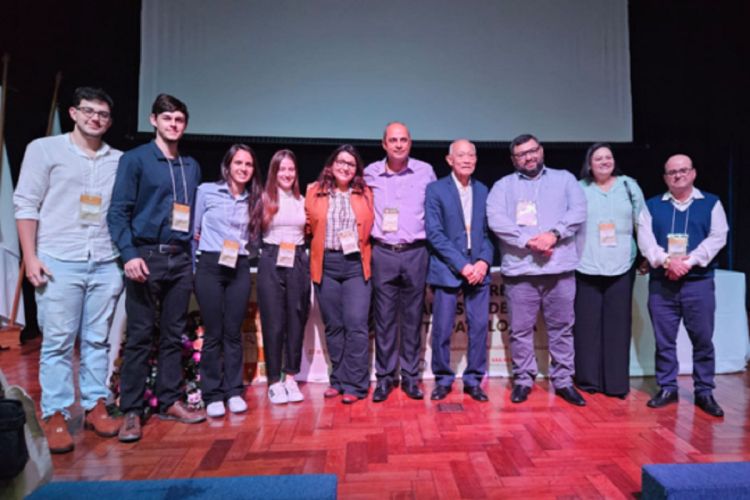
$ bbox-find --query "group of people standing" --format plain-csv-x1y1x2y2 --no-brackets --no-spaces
13,88,728,456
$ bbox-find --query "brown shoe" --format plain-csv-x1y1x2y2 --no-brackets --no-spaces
43,412,74,454
84,399,122,438
159,401,206,424
118,411,142,443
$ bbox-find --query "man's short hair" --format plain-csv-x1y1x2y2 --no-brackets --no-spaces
151,93,189,122
509,133,539,154
72,87,114,109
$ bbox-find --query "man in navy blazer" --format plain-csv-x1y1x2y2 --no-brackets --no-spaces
425,140,494,402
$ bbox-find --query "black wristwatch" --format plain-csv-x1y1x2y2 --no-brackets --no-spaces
549,229,561,243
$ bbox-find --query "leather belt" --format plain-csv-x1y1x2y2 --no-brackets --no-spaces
373,239,426,252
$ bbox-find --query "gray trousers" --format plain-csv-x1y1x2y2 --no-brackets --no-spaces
503,272,576,389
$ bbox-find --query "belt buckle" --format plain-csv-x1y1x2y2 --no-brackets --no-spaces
158,244,172,254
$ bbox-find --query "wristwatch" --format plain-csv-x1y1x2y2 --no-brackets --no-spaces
549,229,561,242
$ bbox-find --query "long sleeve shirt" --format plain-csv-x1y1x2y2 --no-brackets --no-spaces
13,133,122,262
486,166,586,276
637,187,728,269
193,182,251,255
107,141,201,262
363,157,436,245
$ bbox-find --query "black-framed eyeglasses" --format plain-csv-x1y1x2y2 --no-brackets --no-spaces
334,159,357,169
513,145,541,159
77,106,111,120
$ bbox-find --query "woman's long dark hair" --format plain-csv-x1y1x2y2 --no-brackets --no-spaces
220,143,264,246
261,149,300,231
316,144,367,195
579,142,622,181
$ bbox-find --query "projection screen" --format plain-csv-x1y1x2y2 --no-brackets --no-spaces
139,0,632,142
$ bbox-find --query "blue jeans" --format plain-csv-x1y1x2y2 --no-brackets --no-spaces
36,253,124,418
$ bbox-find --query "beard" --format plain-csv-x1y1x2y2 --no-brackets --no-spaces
516,161,543,178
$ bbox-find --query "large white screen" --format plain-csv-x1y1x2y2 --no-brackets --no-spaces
139,0,632,142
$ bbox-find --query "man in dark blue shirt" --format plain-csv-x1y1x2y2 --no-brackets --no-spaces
108,94,204,442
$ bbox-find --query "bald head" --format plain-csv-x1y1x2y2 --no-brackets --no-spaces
663,153,696,200
382,122,412,170
446,139,477,184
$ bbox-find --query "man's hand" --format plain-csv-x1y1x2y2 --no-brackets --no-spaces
472,260,489,285
527,232,557,257
666,255,691,281
24,255,52,288
124,257,150,283
460,263,475,283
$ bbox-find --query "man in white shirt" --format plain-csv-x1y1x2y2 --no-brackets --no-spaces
637,154,728,417
14,87,124,453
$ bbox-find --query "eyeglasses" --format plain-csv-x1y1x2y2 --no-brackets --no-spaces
664,167,693,177
77,106,111,120
334,159,357,169
512,145,541,159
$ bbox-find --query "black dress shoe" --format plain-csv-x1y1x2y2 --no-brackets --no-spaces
555,386,586,406
510,384,531,403
463,385,489,402
430,385,451,400
646,388,678,408
372,381,394,403
695,394,724,417
402,380,424,400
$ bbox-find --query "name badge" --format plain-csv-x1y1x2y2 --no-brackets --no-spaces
383,208,399,232
598,221,617,247
338,230,359,255
516,200,537,226
79,193,102,225
219,240,240,268
276,242,296,268
667,233,688,256
171,203,191,233
466,224,472,250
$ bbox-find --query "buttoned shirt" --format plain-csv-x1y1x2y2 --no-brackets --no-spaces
107,141,201,262
193,182,251,255
262,188,305,246
576,175,645,276
13,133,122,262
324,188,357,250
637,187,728,268
486,166,586,276
364,157,436,244
451,172,473,250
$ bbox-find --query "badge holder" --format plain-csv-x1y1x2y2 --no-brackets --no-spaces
276,242,296,268
79,193,103,225
171,203,191,233
598,221,617,247
383,208,399,233
338,230,360,255
219,240,240,268
516,200,538,227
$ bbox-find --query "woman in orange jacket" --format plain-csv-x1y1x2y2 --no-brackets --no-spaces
305,144,374,404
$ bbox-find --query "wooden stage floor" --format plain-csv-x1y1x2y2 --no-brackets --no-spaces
2,338,749,499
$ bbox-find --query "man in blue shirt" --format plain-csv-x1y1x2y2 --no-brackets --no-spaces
108,94,204,442
637,154,728,418
487,134,587,406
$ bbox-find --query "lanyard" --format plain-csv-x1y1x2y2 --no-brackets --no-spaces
670,204,690,234
167,156,188,204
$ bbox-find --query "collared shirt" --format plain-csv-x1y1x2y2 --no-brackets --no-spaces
324,188,357,250
107,140,201,262
193,182,251,255
576,175,645,276
262,188,305,245
451,172,473,250
637,187,728,268
364,157,436,244
486,166,586,276
13,133,122,262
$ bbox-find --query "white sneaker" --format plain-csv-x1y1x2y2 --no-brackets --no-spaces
268,382,288,404
284,378,304,403
206,401,225,418
227,396,247,414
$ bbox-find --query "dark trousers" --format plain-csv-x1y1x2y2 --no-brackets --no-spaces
647,277,716,395
371,244,428,384
257,244,310,384
573,268,635,397
120,247,193,413
315,251,372,397
194,253,251,403
431,283,489,388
